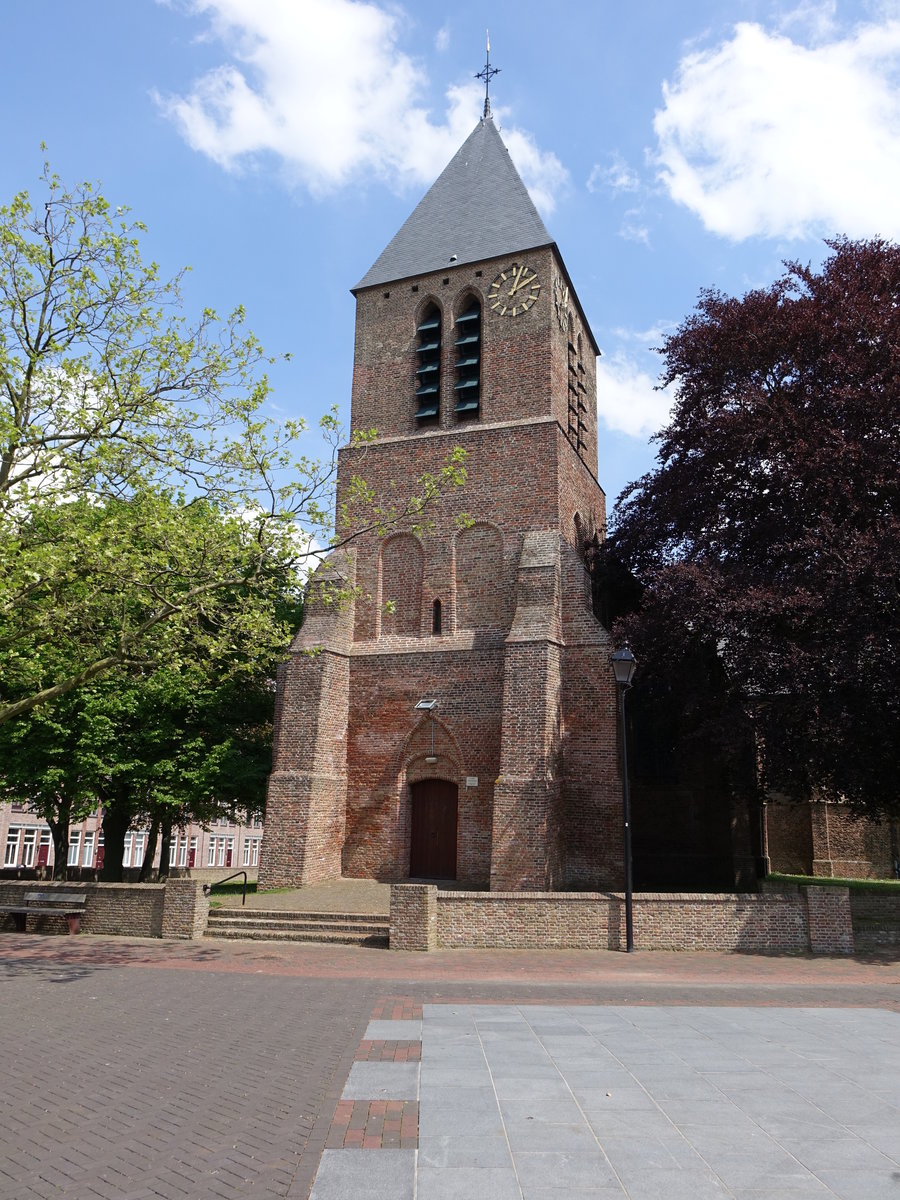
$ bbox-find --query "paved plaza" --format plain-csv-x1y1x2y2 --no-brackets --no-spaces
313,1004,900,1200
1,935,898,1199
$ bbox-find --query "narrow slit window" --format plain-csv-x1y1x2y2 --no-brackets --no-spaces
454,300,481,415
415,305,441,420
432,598,442,635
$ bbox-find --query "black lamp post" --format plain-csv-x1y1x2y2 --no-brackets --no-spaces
610,644,637,952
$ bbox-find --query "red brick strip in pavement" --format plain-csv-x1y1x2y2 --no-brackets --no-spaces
369,996,423,1019
355,1039,422,1061
326,1100,419,1149
325,998,422,1151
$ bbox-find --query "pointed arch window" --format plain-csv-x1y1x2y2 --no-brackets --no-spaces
454,299,481,415
415,304,441,419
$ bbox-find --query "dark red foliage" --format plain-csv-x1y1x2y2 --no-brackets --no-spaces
609,238,900,820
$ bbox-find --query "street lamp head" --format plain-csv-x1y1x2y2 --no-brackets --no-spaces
610,643,637,687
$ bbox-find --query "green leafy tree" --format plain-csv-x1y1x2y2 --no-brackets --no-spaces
0,162,466,724
0,539,300,882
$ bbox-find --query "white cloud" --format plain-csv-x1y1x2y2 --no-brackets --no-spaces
619,209,651,246
157,0,567,212
501,128,569,215
587,153,640,195
596,350,674,438
776,0,839,41
435,23,450,52
654,16,900,240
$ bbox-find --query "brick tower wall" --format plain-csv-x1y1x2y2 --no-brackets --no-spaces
262,239,620,892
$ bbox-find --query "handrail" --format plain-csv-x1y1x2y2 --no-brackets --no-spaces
202,870,248,906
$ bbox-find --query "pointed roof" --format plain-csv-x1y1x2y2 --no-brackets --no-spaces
354,117,554,292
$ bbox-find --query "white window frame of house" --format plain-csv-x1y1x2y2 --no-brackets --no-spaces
189,835,198,866
207,837,216,867
216,836,226,867
226,836,234,866
169,838,178,866
68,832,82,867
178,837,188,867
242,838,251,868
22,828,37,867
82,832,95,868
251,838,260,867
39,829,52,863
5,828,21,867
133,833,147,870
123,832,134,868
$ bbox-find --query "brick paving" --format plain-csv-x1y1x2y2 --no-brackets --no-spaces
1,933,898,1199
354,1040,422,1062
325,1101,418,1149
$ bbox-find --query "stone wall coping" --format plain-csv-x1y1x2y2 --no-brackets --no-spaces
0,880,165,892
435,890,811,902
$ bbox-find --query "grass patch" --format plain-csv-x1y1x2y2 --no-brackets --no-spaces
767,872,900,893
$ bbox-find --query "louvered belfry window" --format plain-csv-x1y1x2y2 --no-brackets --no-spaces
454,300,481,415
415,305,441,419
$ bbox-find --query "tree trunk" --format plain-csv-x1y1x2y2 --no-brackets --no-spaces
48,798,71,883
158,815,173,880
139,815,160,882
99,797,131,882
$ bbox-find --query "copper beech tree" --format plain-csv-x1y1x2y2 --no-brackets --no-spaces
606,238,900,823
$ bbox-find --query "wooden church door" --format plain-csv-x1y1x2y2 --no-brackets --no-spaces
409,780,458,879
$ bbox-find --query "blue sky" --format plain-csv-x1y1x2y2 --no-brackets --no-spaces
3,0,899,510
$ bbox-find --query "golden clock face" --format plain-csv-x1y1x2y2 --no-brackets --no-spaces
488,262,541,316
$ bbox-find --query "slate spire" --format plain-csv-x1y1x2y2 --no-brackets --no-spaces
354,116,554,292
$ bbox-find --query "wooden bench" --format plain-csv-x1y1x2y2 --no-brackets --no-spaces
0,891,86,934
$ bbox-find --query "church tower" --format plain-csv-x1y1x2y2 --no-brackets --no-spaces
259,110,622,893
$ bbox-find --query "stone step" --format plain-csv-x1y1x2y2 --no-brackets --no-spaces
208,915,387,934
212,908,387,924
204,925,389,947
204,906,389,946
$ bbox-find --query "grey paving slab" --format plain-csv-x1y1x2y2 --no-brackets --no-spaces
417,1165,522,1200
518,1191,626,1200
340,1060,420,1100
610,1166,733,1198
363,1018,422,1040
308,1149,415,1200
418,1103,505,1138
599,1133,706,1171
513,1148,620,1190
418,1132,514,1168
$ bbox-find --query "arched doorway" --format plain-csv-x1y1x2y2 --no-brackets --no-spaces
409,779,458,879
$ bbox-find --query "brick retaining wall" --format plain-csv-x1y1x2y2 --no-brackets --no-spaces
389,884,855,954
0,880,208,939
850,892,900,948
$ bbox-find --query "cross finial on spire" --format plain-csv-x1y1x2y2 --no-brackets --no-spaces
475,29,500,119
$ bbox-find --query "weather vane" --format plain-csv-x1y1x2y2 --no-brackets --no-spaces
475,29,500,119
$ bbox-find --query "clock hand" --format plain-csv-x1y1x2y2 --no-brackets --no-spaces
506,264,525,295
509,268,535,296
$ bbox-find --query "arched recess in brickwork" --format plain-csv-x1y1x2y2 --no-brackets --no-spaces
397,716,463,880
379,533,424,637
454,522,508,630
